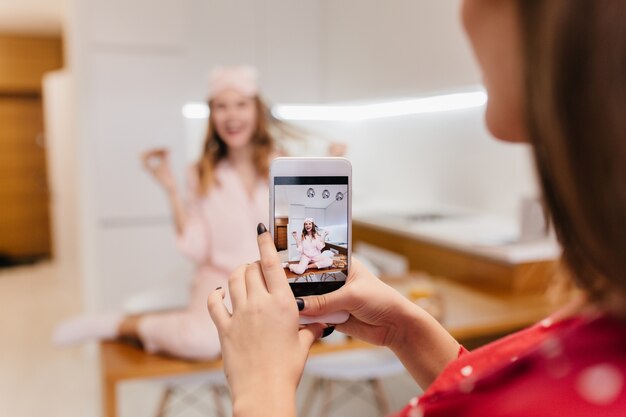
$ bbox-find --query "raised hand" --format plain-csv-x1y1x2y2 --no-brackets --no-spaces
141,148,177,192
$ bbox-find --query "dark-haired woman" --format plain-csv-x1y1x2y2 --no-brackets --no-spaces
207,1,626,416
288,218,332,275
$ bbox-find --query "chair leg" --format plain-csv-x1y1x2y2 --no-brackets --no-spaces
155,387,175,417
209,385,226,417
300,377,322,417
319,379,334,417
370,379,390,416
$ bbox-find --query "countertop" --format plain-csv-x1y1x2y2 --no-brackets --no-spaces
353,204,561,264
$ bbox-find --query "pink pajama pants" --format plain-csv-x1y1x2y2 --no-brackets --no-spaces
289,254,333,275
136,266,230,361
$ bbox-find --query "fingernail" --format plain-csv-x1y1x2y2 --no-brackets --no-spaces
215,287,222,290
296,298,304,311
257,223,267,235
322,326,335,338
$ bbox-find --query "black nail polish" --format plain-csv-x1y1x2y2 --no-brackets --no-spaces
296,298,304,311
322,326,335,338
215,287,222,290
257,223,267,235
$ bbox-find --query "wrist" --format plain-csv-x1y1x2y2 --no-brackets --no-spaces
232,385,296,417
386,297,460,389
385,298,426,352
165,185,178,196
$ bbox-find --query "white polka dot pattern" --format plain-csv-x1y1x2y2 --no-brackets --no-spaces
575,363,624,406
540,318,554,328
460,365,473,377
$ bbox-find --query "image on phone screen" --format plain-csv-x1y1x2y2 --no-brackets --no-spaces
273,175,349,297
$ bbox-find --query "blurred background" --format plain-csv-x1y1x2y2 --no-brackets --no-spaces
0,1,559,416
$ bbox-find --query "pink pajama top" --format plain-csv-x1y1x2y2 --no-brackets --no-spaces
298,235,326,258
138,160,269,360
177,160,270,298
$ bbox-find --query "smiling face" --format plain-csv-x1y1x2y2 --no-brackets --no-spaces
209,89,258,150
304,221,313,233
461,0,526,142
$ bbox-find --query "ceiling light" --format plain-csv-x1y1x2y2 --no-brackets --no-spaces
271,89,487,121
182,103,209,119
182,87,487,121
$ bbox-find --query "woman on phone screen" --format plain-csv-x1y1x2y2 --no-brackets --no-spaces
288,218,333,275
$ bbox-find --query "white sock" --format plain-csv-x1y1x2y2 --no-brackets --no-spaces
53,313,123,347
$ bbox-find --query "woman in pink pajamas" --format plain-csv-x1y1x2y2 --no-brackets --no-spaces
55,66,277,360
288,218,333,275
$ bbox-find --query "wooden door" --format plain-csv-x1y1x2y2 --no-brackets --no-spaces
0,97,51,259
0,35,62,262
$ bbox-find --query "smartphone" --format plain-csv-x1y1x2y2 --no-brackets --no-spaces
270,157,351,323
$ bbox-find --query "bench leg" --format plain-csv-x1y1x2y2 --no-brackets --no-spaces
370,379,390,416
103,378,118,417
319,380,334,417
210,385,226,417
300,377,322,417
155,387,174,417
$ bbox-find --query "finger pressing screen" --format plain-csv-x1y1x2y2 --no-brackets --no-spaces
257,226,290,295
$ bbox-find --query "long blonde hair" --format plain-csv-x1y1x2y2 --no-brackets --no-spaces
196,96,274,195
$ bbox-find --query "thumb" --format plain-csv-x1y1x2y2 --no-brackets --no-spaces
299,287,350,317
298,323,327,349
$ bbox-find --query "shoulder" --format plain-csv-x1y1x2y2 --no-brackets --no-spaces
419,314,626,417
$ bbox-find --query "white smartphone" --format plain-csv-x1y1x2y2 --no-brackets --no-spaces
269,157,351,324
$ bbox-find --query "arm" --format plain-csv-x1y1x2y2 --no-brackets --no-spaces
141,148,188,234
314,232,327,251
166,186,187,235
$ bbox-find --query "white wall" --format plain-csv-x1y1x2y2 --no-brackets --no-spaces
182,0,323,103
294,106,538,219
319,0,481,101
43,70,77,282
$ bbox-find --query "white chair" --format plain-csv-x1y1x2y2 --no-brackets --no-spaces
123,286,229,417
147,372,229,417
301,347,406,417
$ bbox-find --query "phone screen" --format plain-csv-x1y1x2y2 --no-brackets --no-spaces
273,175,349,297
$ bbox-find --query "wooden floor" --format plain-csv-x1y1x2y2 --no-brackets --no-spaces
0,262,99,417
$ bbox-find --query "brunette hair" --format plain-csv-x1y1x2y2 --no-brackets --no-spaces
196,96,275,195
518,1,626,301
301,221,320,241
